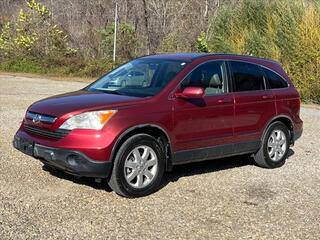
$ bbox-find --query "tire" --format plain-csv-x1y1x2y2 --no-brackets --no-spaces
254,121,290,168
108,134,165,197
42,163,55,172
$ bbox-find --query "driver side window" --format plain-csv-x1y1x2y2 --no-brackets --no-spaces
181,61,227,95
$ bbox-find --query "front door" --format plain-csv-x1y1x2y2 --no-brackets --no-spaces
172,61,234,163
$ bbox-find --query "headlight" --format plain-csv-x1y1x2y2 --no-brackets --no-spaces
59,110,117,130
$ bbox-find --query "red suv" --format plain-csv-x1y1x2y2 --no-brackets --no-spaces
13,53,303,197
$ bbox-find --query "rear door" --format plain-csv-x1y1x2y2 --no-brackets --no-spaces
229,61,276,150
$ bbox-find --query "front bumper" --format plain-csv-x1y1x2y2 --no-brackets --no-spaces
13,135,112,178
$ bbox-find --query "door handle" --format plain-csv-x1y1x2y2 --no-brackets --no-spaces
218,98,233,104
262,95,274,100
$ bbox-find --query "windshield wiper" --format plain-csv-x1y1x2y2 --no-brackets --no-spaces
95,89,124,95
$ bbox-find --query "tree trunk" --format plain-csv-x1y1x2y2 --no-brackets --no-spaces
142,0,151,55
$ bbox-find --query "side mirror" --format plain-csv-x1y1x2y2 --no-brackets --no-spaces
175,86,204,99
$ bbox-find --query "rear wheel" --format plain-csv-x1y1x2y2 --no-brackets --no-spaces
108,134,165,197
254,122,290,168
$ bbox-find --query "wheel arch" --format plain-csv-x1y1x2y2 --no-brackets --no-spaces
262,115,294,144
110,124,173,171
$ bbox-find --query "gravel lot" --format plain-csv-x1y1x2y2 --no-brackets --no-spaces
0,73,319,240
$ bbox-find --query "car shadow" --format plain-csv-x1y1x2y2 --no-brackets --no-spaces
160,148,294,189
42,165,113,192
160,154,254,188
42,149,295,194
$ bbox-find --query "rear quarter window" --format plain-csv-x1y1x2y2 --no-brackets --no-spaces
263,68,288,89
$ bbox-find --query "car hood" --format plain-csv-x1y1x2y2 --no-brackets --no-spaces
28,90,143,117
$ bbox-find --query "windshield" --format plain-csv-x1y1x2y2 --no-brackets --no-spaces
87,59,189,97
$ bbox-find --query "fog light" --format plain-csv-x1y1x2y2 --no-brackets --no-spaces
67,154,81,166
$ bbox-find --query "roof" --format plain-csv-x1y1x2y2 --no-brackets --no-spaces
140,53,279,65
140,53,208,61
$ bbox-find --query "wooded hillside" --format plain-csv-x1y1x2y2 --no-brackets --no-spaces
0,0,224,59
0,0,319,103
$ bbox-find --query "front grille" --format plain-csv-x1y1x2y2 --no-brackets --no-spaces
24,124,70,140
26,111,57,124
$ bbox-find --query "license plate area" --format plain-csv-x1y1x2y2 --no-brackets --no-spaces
14,136,34,156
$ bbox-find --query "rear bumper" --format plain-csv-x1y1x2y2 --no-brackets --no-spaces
293,128,303,142
13,135,112,178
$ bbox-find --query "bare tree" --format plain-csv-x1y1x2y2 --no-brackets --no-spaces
0,0,230,59
142,0,151,54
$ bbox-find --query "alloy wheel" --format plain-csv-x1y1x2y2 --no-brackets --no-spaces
267,129,287,162
124,145,158,189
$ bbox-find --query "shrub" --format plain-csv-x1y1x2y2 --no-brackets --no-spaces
207,0,320,103
0,0,76,58
78,59,114,78
158,31,198,53
99,23,136,61
0,57,46,73
196,32,209,53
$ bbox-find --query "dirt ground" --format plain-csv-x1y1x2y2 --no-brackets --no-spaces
0,73,319,240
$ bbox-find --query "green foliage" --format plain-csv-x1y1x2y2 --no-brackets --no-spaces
0,22,13,56
1,0,320,101
0,57,46,73
158,31,196,53
78,59,113,77
99,23,136,61
0,56,114,78
196,32,209,53
0,0,76,58
0,0,95,77
158,32,182,53
26,0,51,17
208,0,320,103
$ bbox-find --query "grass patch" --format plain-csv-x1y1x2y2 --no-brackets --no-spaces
0,58,47,74
0,57,115,78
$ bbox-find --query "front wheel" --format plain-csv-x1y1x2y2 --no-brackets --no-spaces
108,134,165,197
254,122,290,168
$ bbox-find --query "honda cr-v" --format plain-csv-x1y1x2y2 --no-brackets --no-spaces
13,53,303,197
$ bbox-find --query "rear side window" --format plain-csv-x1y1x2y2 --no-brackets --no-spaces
263,68,288,89
230,61,265,92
